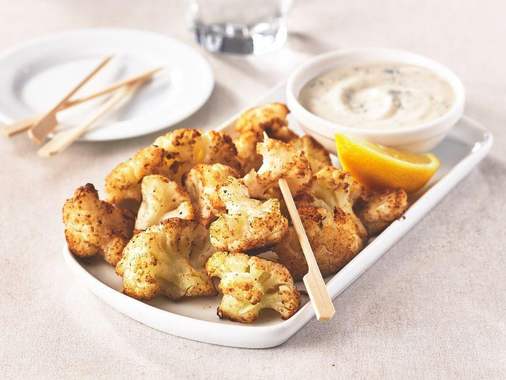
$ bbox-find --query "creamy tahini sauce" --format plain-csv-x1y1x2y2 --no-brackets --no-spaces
299,63,455,129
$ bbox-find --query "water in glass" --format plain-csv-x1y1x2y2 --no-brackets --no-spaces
186,0,293,55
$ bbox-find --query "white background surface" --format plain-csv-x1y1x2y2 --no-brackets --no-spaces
0,1,505,379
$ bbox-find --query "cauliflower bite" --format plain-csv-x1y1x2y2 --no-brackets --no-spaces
106,129,241,210
116,219,216,300
290,135,332,173
153,128,203,164
184,163,239,226
135,175,194,231
274,193,365,280
233,103,297,172
205,251,300,323
311,166,367,238
233,128,263,173
235,103,296,141
200,130,242,173
154,128,242,174
209,177,288,252
105,146,181,210
63,184,134,266
357,188,408,235
243,135,313,199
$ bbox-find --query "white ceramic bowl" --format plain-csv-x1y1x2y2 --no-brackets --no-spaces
286,48,465,153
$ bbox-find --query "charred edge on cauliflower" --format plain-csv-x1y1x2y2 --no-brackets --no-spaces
243,135,313,200
105,146,183,211
205,251,300,323
116,219,216,301
311,165,367,238
209,177,288,252
105,129,242,212
63,183,134,266
290,135,332,173
356,188,409,235
154,129,242,175
274,193,365,280
233,103,297,173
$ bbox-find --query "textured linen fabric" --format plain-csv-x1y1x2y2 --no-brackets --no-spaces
0,0,505,379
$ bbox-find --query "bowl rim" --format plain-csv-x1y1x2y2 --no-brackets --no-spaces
286,47,466,138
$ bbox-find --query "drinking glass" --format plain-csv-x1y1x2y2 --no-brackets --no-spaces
185,0,293,55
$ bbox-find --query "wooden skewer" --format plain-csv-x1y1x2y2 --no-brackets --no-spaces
1,66,163,138
28,56,113,144
2,67,162,138
64,66,163,108
37,80,144,157
1,116,41,138
278,178,336,321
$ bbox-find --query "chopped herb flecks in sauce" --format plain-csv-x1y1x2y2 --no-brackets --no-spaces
299,63,455,129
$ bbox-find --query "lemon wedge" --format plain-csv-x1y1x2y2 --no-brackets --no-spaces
335,134,440,193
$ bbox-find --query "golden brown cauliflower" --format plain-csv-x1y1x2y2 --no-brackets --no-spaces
116,219,216,300
243,135,313,199
105,146,181,210
201,130,242,173
63,183,134,266
205,251,300,323
232,128,263,173
310,166,367,238
153,128,203,165
233,103,297,172
356,188,409,235
274,193,365,280
209,177,288,252
235,103,295,140
154,128,242,174
184,163,239,226
106,129,241,211
290,135,332,173
135,175,194,231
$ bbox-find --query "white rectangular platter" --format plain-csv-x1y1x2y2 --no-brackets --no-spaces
63,84,493,348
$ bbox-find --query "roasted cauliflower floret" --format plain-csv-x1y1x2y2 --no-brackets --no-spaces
201,130,242,173
106,129,241,210
290,135,332,173
154,128,242,174
233,103,297,172
209,178,288,252
243,135,313,199
311,166,367,237
63,183,134,266
153,128,203,164
235,103,296,141
105,146,181,210
205,251,300,323
232,128,263,173
274,193,365,280
135,175,194,231
184,163,239,226
357,188,408,235
116,219,216,300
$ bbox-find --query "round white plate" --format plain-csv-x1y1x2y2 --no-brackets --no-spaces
0,28,214,141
